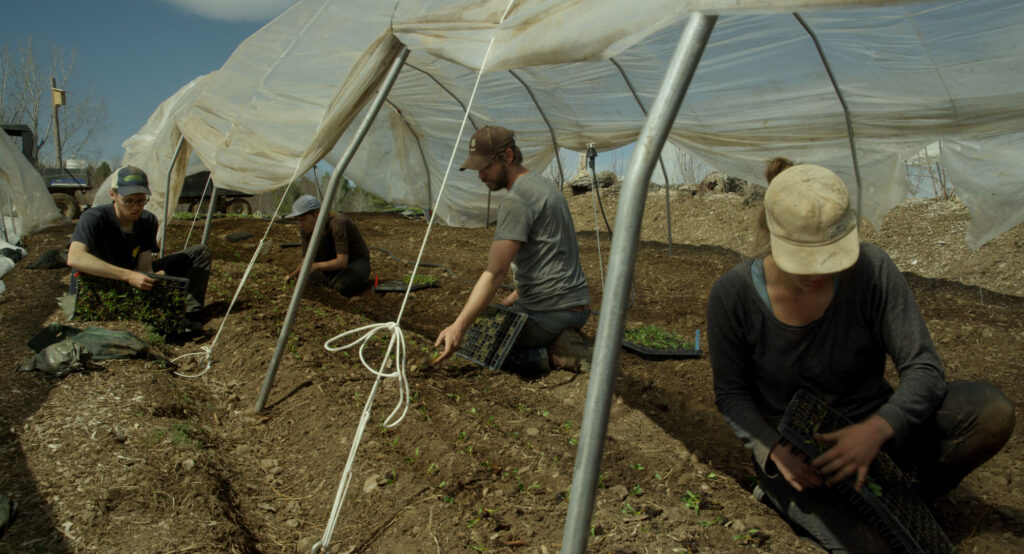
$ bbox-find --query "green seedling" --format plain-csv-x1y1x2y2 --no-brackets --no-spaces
698,517,725,527
403,273,438,287
632,485,644,496
733,528,762,546
865,478,883,497
623,324,694,350
682,490,702,514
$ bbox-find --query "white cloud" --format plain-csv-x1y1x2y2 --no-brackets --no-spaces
161,0,298,23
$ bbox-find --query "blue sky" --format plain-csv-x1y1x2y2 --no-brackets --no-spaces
1,0,298,164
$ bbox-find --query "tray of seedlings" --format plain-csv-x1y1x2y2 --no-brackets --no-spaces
373,273,439,294
777,389,954,554
74,272,190,335
456,305,528,370
621,324,702,360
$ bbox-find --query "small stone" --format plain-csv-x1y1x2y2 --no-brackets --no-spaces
363,474,380,493
726,519,748,532
296,536,318,553
181,459,195,471
526,427,540,436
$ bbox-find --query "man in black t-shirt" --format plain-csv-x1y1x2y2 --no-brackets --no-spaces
67,165,212,316
284,194,370,297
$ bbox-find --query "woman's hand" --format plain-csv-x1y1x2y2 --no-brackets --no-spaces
811,415,893,492
769,442,823,491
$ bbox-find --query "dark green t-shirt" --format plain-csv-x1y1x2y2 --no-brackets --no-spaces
300,212,370,277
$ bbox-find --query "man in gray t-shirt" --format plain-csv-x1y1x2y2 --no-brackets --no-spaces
434,126,591,372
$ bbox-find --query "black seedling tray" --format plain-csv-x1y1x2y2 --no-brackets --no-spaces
456,305,528,370
373,280,436,294
622,328,702,360
778,389,953,554
621,341,702,360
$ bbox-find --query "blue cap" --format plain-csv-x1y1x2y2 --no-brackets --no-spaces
112,165,150,196
286,194,321,218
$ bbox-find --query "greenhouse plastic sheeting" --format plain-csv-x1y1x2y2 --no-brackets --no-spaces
118,0,1024,248
0,132,64,240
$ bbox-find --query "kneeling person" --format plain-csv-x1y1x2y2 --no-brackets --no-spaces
285,195,371,297
66,165,212,319
434,126,592,372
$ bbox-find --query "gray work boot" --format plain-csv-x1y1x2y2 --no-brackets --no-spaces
549,329,594,372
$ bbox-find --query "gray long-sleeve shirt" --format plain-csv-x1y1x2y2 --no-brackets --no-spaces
707,242,947,469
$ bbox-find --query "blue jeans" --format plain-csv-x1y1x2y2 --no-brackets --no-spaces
501,303,590,372
754,381,1015,552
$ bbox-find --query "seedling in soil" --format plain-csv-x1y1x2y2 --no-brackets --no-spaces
632,485,644,496
622,502,639,515
698,517,725,527
733,528,763,546
683,490,702,514
630,463,645,471
623,324,694,350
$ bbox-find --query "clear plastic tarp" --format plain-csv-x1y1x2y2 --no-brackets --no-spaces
119,0,1024,248
0,131,64,242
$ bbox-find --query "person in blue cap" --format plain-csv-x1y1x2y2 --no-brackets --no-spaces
66,165,212,321
284,194,371,297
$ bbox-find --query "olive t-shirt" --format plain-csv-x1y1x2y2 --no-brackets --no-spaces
493,172,589,311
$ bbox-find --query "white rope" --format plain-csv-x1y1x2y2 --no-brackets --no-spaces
181,174,213,250
170,173,297,378
313,3,518,551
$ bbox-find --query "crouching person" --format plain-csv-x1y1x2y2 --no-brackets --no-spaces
284,194,371,297
707,163,1014,552
66,165,212,329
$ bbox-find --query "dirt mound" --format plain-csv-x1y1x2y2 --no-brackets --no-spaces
1,192,1022,553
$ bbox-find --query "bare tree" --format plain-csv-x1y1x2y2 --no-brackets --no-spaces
0,36,109,165
674,148,711,187
904,142,957,201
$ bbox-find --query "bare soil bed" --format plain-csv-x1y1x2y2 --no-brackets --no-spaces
1,189,1022,553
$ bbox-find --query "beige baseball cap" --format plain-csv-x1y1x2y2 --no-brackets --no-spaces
764,164,860,275
460,126,515,171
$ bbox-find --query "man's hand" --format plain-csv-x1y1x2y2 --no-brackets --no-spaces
811,415,893,492
434,322,467,364
126,271,156,291
499,289,517,307
769,442,823,491
285,268,300,283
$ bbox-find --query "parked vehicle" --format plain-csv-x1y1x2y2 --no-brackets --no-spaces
178,171,253,216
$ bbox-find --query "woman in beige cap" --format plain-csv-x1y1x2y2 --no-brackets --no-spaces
707,162,1014,551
